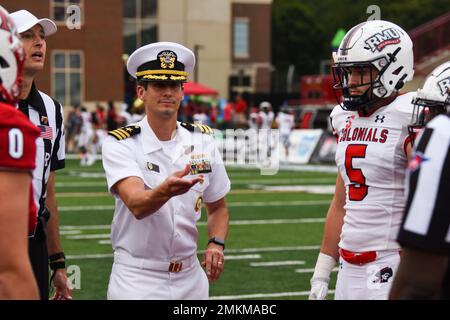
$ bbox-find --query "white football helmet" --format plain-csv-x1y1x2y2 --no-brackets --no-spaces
333,20,414,111
259,101,271,111
0,5,24,105
409,61,450,144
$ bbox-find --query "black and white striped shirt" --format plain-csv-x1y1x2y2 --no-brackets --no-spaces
398,114,450,252
18,83,65,221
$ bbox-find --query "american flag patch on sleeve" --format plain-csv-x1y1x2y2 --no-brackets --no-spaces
38,125,53,140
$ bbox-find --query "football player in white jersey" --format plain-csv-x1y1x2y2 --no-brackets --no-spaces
309,20,415,300
276,106,295,159
259,101,274,129
407,61,450,146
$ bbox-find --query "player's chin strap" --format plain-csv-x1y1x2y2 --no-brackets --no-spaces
49,252,66,289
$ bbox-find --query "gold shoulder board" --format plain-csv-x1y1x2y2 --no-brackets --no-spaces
180,122,213,135
108,125,141,141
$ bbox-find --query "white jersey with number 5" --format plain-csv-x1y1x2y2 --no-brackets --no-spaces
330,92,415,252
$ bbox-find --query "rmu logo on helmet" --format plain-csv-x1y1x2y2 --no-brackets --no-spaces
364,28,401,52
437,77,450,96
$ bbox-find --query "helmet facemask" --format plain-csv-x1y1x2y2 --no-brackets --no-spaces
332,60,387,111
408,96,450,145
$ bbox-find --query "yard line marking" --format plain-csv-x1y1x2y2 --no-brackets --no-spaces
66,246,321,260
58,200,330,212
210,290,335,300
65,219,323,239
94,243,322,255
295,267,339,273
220,245,320,254
257,185,335,194
60,230,82,235
61,219,324,237
67,253,113,259
57,192,110,198
249,260,305,267
66,234,110,240
55,182,107,187
55,180,333,188
220,218,325,225
232,178,335,184
228,200,330,207
59,205,114,212
61,225,111,230
61,218,324,231
56,190,333,196
66,253,260,261
226,254,261,260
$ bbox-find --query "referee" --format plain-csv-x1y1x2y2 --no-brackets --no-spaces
11,10,71,300
390,62,450,300
390,114,450,299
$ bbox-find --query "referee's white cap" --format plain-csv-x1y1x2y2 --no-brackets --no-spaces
127,42,195,82
10,10,57,36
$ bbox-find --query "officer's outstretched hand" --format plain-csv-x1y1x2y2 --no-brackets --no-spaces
160,165,203,197
202,244,225,283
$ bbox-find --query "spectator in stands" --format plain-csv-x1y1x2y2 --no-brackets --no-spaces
233,94,248,129
276,105,295,160
66,104,83,153
106,101,119,131
223,100,234,129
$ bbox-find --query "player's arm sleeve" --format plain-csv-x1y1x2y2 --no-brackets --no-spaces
203,142,231,203
50,99,66,171
102,137,144,195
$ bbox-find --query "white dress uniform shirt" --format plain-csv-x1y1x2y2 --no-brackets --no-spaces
102,116,231,262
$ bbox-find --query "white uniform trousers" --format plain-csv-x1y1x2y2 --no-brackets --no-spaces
107,254,209,300
334,250,401,300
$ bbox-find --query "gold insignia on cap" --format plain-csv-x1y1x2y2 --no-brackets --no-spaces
158,50,177,69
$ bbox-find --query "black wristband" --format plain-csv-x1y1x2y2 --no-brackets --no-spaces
49,260,66,271
208,237,225,249
49,252,65,263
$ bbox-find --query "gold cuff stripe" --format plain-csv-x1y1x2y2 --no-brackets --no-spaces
136,70,189,77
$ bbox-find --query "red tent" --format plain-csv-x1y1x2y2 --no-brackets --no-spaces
183,82,218,96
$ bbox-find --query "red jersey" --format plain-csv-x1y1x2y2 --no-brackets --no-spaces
0,102,40,235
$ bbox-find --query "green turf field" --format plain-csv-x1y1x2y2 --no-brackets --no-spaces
57,159,338,300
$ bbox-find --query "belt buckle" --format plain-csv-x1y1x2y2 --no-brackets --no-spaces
168,261,183,272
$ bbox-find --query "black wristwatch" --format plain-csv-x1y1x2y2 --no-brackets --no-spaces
208,237,225,249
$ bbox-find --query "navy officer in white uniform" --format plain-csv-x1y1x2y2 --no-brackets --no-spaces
102,42,231,300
